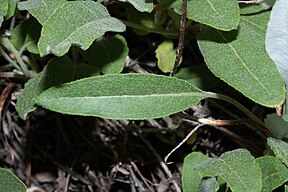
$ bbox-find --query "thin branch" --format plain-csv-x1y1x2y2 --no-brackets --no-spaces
170,0,187,76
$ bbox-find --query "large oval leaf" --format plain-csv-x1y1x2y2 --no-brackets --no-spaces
172,0,240,31
37,1,125,56
198,9,285,107
35,74,210,120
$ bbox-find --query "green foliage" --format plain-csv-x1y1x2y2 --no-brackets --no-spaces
35,74,209,119
119,0,153,12
265,113,288,139
16,57,99,119
0,168,26,192
82,35,128,74
1,0,288,191
155,40,178,73
172,0,240,31
198,9,285,107
19,0,126,56
0,0,8,27
183,138,288,192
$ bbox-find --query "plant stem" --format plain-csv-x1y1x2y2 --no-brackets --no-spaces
207,92,265,127
170,0,187,76
1,37,31,77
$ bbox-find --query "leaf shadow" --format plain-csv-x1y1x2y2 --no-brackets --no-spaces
197,27,239,44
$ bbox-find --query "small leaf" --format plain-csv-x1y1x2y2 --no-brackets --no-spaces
119,0,153,12
35,74,211,120
265,0,288,120
175,66,219,90
265,113,288,139
83,35,128,74
16,57,99,119
172,0,240,31
156,40,177,73
267,137,288,167
198,10,285,107
18,0,66,25
182,152,211,192
10,18,33,50
256,156,288,192
194,149,262,192
36,1,125,56
0,168,26,192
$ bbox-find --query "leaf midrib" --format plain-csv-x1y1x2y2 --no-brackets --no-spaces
217,30,272,98
40,92,209,100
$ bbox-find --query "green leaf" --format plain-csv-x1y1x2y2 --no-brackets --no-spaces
126,7,156,35
119,0,153,12
0,0,8,27
18,0,66,25
172,0,240,31
267,137,288,167
16,57,99,119
198,178,219,192
0,168,26,192
24,19,41,54
198,10,285,107
182,152,211,192
32,1,125,56
82,35,128,74
35,74,211,120
6,0,18,19
156,40,178,73
175,66,220,90
10,18,40,53
194,149,262,192
265,113,288,139
256,156,288,192
265,0,288,120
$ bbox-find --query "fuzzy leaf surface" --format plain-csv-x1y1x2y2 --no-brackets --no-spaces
267,137,288,167
35,74,211,120
194,149,262,192
17,0,65,25
256,156,288,192
172,0,240,31
266,0,288,120
198,10,285,107
36,1,125,56
83,35,128,74
119,0,153,12
0,168,26,192
0,0,8,27
16,57,99,119
265,113,288,139
182,152,211,192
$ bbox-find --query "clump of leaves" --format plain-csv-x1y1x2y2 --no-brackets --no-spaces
1,0,288,191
